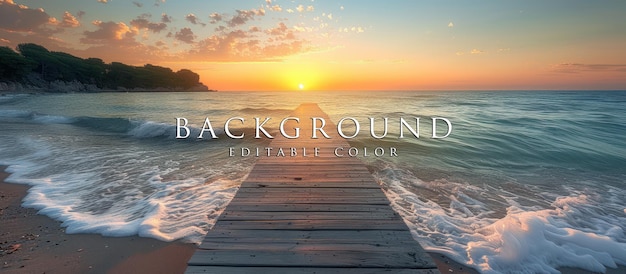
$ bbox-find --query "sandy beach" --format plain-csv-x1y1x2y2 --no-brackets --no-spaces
0,167,195,274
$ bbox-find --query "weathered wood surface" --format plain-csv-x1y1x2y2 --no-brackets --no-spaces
186,103,438,273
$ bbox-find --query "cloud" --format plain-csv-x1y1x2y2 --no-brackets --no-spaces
267,22,295,39
340,5,344,11
269,5,282,12
189,30,250,59
455,49,486,56
76,11,86,19
227,9,265,27
209,12,222,24
60,11,80,28
130,16,167,33
261,40,304,57
553,63,626,74
0,0,54,31
296,4,314,13
249,26,261,32
82,21,136,43
185,13,205,26
448,22,454,28
339,26,365,33
0,1,77,51
175,27,195,43
79,42,170,64
187,22,310,62
132,1,143,7
97,0,108,3
161,13,172,23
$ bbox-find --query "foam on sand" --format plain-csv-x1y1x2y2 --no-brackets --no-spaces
374,165,626,274
0,135,248,244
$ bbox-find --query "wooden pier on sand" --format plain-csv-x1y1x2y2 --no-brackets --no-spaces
186,103,439,273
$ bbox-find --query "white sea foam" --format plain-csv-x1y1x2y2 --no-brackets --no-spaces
0,136,248,244
374,166,626,274
32,114,75,124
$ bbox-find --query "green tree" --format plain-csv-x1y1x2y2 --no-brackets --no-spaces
0,46,36,81
176,69,200,89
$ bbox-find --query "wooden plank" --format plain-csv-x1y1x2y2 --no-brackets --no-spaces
243,178,380,183
226,197,390,205
197,242,427,252
212,219,409,230
198,238,417,250
186,266,439,274
188,250,437,268
224,204,395,212
219,211,400,221
240,182,381,188
201,230,417,241
233,189,388,199
236,188,385,194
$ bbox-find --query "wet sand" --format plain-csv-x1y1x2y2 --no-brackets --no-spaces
0,168,195,274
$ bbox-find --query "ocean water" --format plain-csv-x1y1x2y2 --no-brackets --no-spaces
1,91,625,273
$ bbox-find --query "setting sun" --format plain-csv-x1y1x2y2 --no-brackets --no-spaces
298,83,305,90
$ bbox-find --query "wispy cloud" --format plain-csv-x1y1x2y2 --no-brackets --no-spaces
185,13,205,27
553,63,626,73
61,11,81,28
227,9,265,27
130,15,167,33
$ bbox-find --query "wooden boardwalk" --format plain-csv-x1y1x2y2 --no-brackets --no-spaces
186,103,439,273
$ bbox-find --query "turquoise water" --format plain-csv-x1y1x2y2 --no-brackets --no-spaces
0,91,625,273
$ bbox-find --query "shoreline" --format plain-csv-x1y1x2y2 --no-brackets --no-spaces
1,166,624,273
0,167,195,273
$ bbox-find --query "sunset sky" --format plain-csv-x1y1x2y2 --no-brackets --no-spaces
1,0,625,91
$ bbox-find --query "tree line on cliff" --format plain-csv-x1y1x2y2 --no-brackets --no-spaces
0,43,205,91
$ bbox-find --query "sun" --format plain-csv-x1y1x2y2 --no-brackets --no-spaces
298,83,305,90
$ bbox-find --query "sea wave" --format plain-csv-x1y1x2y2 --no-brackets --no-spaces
0,137,248,243
373,163,626,274
0,109,220,140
